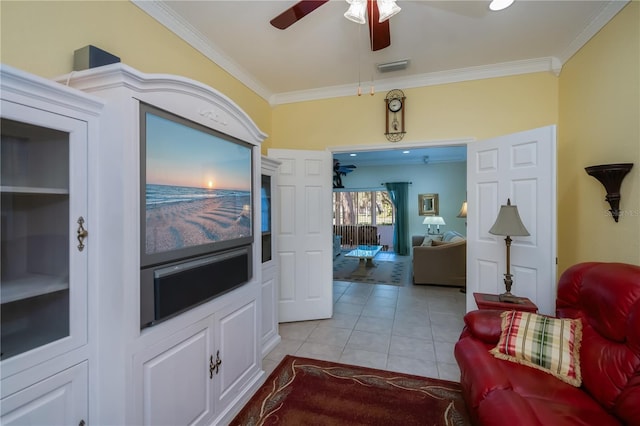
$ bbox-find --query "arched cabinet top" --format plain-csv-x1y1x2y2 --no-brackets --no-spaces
56,63,267,146
1,64,105,117
261,156,282,173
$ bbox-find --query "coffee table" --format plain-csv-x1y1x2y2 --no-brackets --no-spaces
344,245,383,276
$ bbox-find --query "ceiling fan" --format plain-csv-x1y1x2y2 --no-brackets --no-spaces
270,0,393,51
333,159,356,188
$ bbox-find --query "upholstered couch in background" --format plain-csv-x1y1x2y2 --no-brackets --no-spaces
411,231,466,288
454,262,640,425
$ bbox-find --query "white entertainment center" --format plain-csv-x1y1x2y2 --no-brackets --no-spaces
0,63,277,425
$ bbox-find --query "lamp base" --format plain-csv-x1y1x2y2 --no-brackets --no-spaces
498,293,525,304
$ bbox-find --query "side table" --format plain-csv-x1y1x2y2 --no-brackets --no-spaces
473,292,538,313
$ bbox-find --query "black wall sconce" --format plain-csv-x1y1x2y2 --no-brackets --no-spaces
585,163,633,222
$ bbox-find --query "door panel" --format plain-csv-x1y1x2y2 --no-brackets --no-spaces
135,320,212,426
216,300,257,408
279,253,296,302
0,362,87,426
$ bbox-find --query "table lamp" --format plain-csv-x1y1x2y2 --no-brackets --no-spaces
488,199,529,303
423,216,445,234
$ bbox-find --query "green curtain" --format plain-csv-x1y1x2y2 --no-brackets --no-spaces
385,182,410,255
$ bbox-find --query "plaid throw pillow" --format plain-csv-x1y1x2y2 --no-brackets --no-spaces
490,310,582,387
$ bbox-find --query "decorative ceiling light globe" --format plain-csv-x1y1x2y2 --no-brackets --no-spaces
377,0,401,22
344,0,367,24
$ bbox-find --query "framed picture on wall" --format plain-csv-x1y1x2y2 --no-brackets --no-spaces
418,193,439,216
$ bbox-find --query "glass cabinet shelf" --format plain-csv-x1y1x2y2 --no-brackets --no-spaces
1,186,70,195
1,274,69,304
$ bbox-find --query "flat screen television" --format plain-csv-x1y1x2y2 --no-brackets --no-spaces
139,103,254,269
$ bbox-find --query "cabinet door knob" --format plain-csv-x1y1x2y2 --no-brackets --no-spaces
214,350,222,374
79,420,86,426
77,217,88,251
209,350,222,379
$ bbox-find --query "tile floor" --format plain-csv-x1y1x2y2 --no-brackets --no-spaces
262,252,467,382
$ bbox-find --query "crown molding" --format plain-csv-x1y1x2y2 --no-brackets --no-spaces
556,0,629,64
131,0,271,101
270,57,560,105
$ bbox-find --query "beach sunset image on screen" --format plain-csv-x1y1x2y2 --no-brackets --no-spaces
144,111,252,256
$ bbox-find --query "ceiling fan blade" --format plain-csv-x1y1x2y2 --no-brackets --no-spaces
338,168,355,174
367,0,391,51
270,0,330,30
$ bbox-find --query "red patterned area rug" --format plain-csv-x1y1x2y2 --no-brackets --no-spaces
230,355,470,426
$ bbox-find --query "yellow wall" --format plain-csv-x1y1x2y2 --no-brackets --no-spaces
2,1,637,272
558,2,640,272
269,73,558,152
0,1,271,138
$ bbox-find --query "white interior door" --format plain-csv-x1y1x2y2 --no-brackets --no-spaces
467,126,557,315
267,149,333,322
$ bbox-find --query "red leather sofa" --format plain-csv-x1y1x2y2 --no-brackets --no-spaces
454,262,640,425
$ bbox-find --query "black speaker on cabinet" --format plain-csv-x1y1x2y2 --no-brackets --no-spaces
73,45,120,71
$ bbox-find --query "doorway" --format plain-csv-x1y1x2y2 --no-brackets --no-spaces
331,141,471,255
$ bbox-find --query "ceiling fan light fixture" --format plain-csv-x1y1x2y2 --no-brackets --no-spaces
377,0,401,22
489,0,515,11
344,0,367,24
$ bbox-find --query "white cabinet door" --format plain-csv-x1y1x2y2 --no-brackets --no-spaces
134,295,260,426
0,361,87,426
0,100,89,379
134,319,214,426
214,298,259,417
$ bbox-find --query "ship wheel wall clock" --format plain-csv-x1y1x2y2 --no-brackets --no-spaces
385,89,406,142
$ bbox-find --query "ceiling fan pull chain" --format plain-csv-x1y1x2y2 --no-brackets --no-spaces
358,23,362,96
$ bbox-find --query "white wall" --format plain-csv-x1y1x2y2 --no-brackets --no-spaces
334,161,467,240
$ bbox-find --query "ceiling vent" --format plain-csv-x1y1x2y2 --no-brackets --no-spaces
376,59,409,73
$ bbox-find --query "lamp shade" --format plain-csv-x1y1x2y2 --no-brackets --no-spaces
457,201,467,218
488,199,529,237
344,0,367,24
422,216,445,226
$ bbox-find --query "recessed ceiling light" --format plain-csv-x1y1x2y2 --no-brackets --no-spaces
402,150,410,154
489,0,514,11
350,153,357,156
